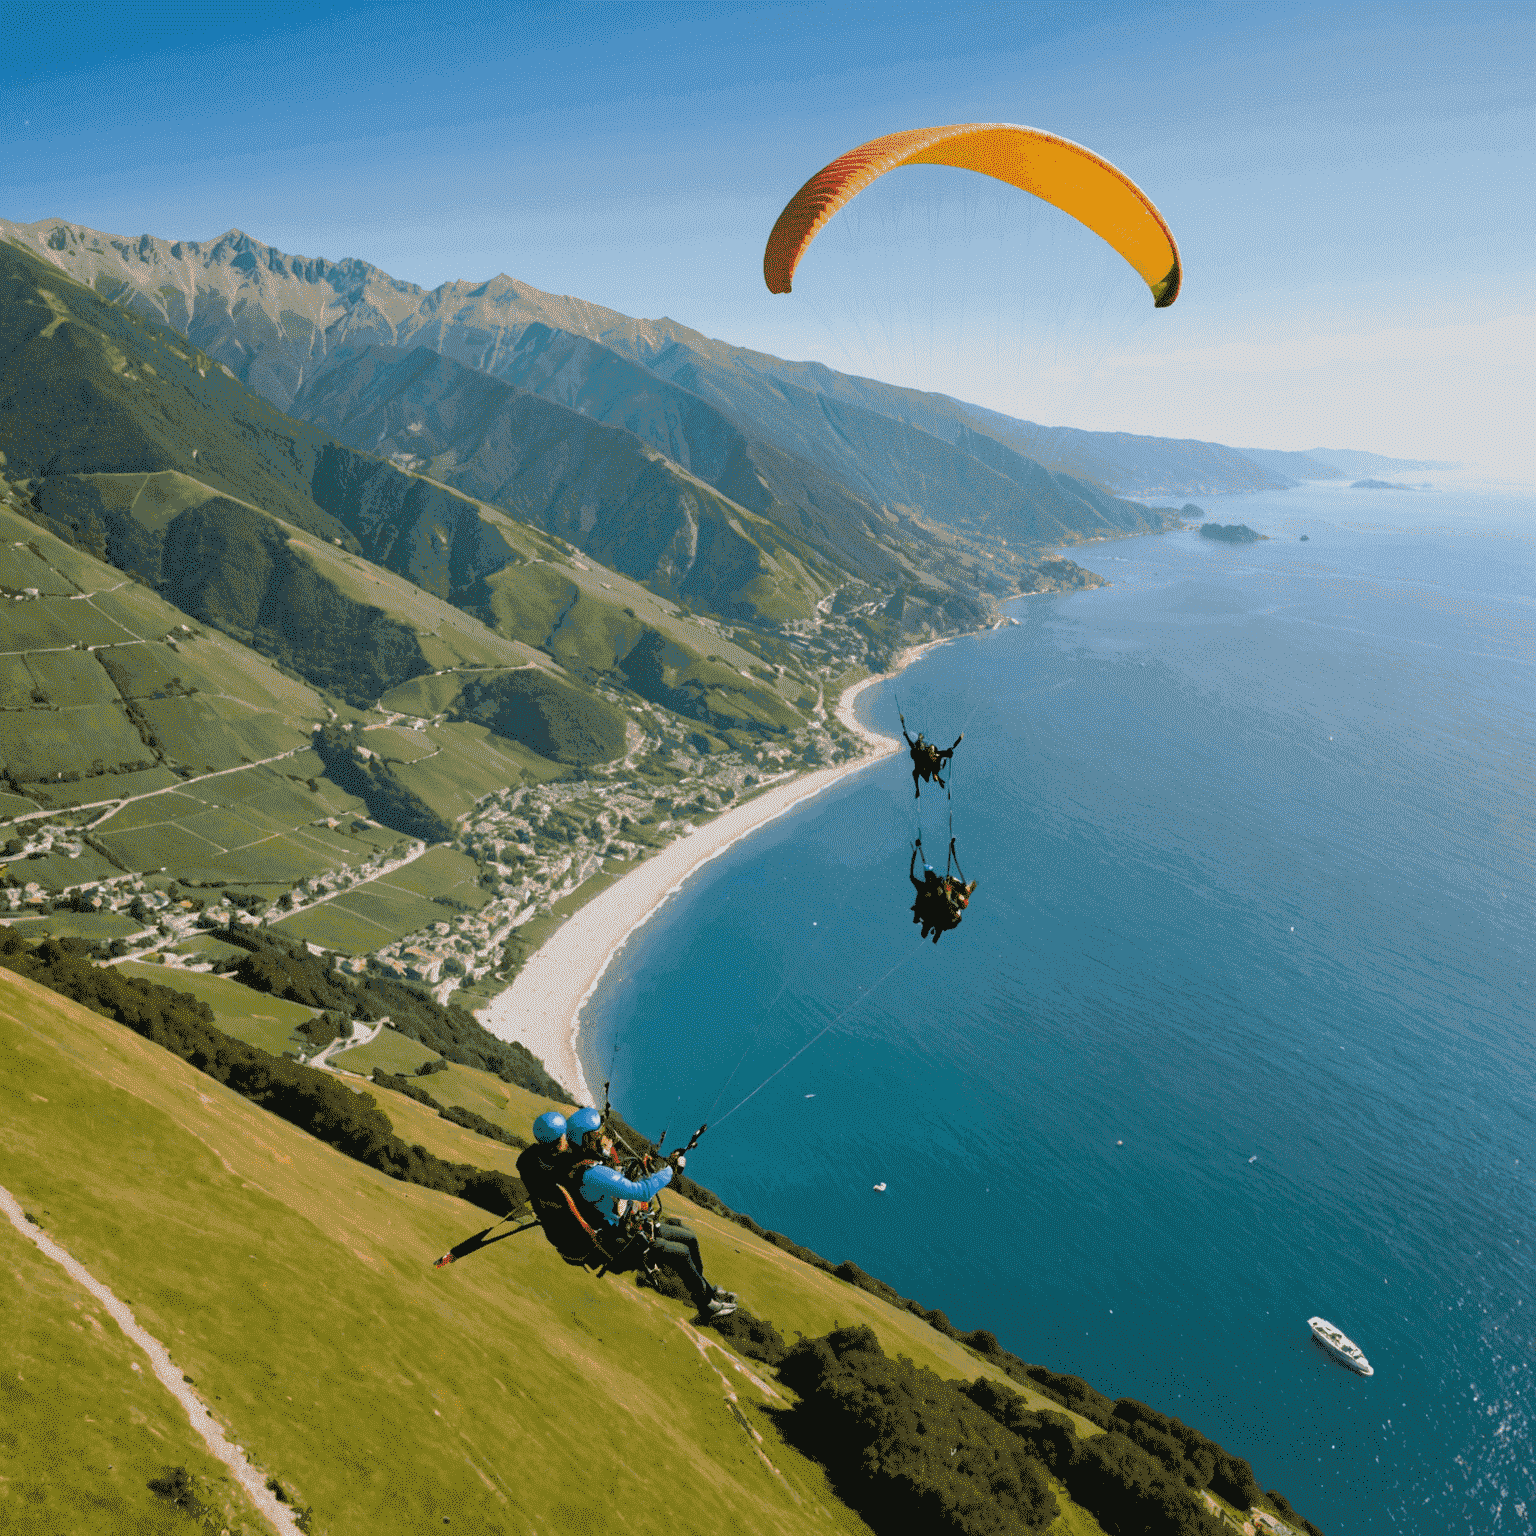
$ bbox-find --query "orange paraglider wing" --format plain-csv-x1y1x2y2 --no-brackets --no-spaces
763,123,1181,307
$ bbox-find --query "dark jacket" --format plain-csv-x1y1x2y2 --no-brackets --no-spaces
515,1142,593,1260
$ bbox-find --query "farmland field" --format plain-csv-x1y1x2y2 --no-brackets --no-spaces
276,899,402,952
9,602,135,649
279,901,457,959
10,845,122,891
136,696,306,769
375,672,472,717
22,651,119,706
2,704,148,782
82,761,391,890
0,656,37,709
0,540,73,593
358,723,441,762
378,846,485,904
384,723,543,821
173,934,249,965
4,911,139,943
27,766,179,809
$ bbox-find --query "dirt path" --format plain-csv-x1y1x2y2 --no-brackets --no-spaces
0,1182,304,1536
310,1016,386,1070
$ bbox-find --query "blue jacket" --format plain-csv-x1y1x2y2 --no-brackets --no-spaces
579,1162,673,1227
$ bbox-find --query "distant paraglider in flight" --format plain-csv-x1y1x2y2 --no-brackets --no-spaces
763,122,1182,307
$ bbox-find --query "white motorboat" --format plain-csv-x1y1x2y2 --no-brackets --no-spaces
1308,1316,1373,1376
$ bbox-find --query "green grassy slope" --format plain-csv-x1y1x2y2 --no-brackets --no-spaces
0,966,1110,1536
294,344,840,624
4,1215,258,1535
2,236,814,743
0,242,350,544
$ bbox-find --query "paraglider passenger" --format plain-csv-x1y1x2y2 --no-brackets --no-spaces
515,1111,592,1260
901,715,962,798
571,1127,738,1318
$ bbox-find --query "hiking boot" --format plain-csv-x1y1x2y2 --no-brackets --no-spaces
705,1296,738,1320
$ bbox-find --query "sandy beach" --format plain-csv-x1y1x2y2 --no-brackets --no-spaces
475,650,940,1105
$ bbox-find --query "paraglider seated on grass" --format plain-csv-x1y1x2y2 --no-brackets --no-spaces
909,842,977,944
901,716,962,799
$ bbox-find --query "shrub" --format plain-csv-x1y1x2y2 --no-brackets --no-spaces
702,1307,787,1366
779,1326,1059,1535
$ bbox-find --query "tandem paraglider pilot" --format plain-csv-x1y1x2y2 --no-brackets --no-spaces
518,1108,738,1319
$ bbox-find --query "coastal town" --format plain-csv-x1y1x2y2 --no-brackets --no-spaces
0,654,874,1020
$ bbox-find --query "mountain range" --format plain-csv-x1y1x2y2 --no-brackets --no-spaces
4,218,1434,517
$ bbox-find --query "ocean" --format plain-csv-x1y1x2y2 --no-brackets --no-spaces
585,475,1534,1535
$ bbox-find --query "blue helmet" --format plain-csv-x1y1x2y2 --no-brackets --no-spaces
566,1106,603,1144
532,1111,568,1144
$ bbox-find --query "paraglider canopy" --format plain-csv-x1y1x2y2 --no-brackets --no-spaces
764,122,1181,307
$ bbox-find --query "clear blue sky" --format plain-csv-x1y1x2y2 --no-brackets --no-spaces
5,1,1532,469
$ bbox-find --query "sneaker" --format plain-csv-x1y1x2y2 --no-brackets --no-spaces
705,1296,738,1319
712,1286,738,1304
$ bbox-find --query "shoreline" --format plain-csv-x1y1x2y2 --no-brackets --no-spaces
474,645,944,1105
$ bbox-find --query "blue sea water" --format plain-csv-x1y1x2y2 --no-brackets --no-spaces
585,476,1534,1535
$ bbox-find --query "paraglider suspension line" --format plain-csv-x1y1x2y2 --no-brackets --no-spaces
712,951,918,1130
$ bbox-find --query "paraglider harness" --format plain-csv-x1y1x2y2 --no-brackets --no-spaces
910,836,972,940
556,1085,708,1286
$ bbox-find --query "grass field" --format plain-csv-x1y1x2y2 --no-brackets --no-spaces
114,962,318,1053
0,969,860,1535
4,1211,252,1535
328,1027,440,1077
